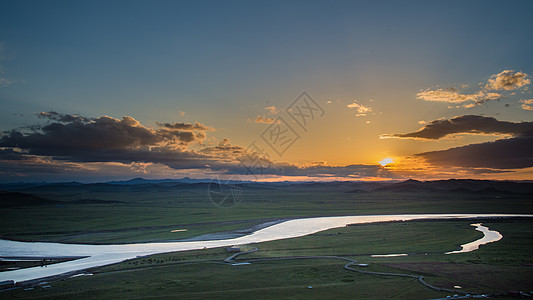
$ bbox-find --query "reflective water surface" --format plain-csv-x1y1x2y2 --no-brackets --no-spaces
445,223,503,254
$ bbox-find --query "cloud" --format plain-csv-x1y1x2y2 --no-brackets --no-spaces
37,111,92,123
0,150,90,176
347,100,372,116
387,155,521,180
247,106,279,124
416,88,501,106
264,106,279,114
0,112,399,180
0,77,13,87
383,115,533,140
417,70,530,109
0,110,406,182
521,99,533,111
0,112,217,167
156,121,213,131
199,138,247,157
251,115,276,124
485,70,530,91
280,164,392,178
384,114,533,170
417,136,533,169
130,162,150,174
220,161,394,179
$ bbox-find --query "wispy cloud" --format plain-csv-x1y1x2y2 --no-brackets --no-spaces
250,115,276,124
417,70,530,108
0,77,13,87
520,99,533,111
199,138,247,157
264,106,279,114
416,88,501,106
347,100,372,116
156,121,214,131
37,111,92,123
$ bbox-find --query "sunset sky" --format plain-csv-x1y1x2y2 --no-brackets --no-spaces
1,0,532,182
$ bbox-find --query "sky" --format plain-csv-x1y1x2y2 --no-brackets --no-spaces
0,0,532,182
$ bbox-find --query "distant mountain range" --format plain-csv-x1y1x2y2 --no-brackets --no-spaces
0,177,243,190
346,179,533,194
105,177,217,185
1,178,532,196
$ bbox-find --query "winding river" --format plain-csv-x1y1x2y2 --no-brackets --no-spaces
0,213,531,283
445,223,503,254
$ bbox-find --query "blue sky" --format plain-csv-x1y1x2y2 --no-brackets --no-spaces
1,0,532,182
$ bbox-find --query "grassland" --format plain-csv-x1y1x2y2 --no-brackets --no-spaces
1,181,532,299
1,182,532,244
3,219,532,299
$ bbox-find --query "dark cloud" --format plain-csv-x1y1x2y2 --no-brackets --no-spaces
156,121,213,131
0,152,87,178
200,142,389,179
217,161,392,179
390,115,533,169
200,138,247,157
37,111,92,123
0,148,28,161
0,112,397,180
279,164,390,178
383,115,533,140
0,113,218,168
417,136,533,169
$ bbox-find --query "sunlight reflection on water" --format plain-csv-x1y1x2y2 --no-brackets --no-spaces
445,223,503,254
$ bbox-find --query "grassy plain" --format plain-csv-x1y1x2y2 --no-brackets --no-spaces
3,219,533,299
1,181,532,299
1,183,532,243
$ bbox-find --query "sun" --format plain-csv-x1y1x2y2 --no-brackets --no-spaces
379,157,394,167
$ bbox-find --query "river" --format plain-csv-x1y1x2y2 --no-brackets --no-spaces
0,213,531,283
445,223,503,254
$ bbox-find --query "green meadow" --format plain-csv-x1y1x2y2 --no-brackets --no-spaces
1,183,532,244
3,219,532,299
1,182,532,299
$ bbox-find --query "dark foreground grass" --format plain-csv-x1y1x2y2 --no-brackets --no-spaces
4,259,447,300
4,219,532,299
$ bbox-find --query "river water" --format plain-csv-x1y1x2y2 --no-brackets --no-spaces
445,223,503,254
0,213,531,283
